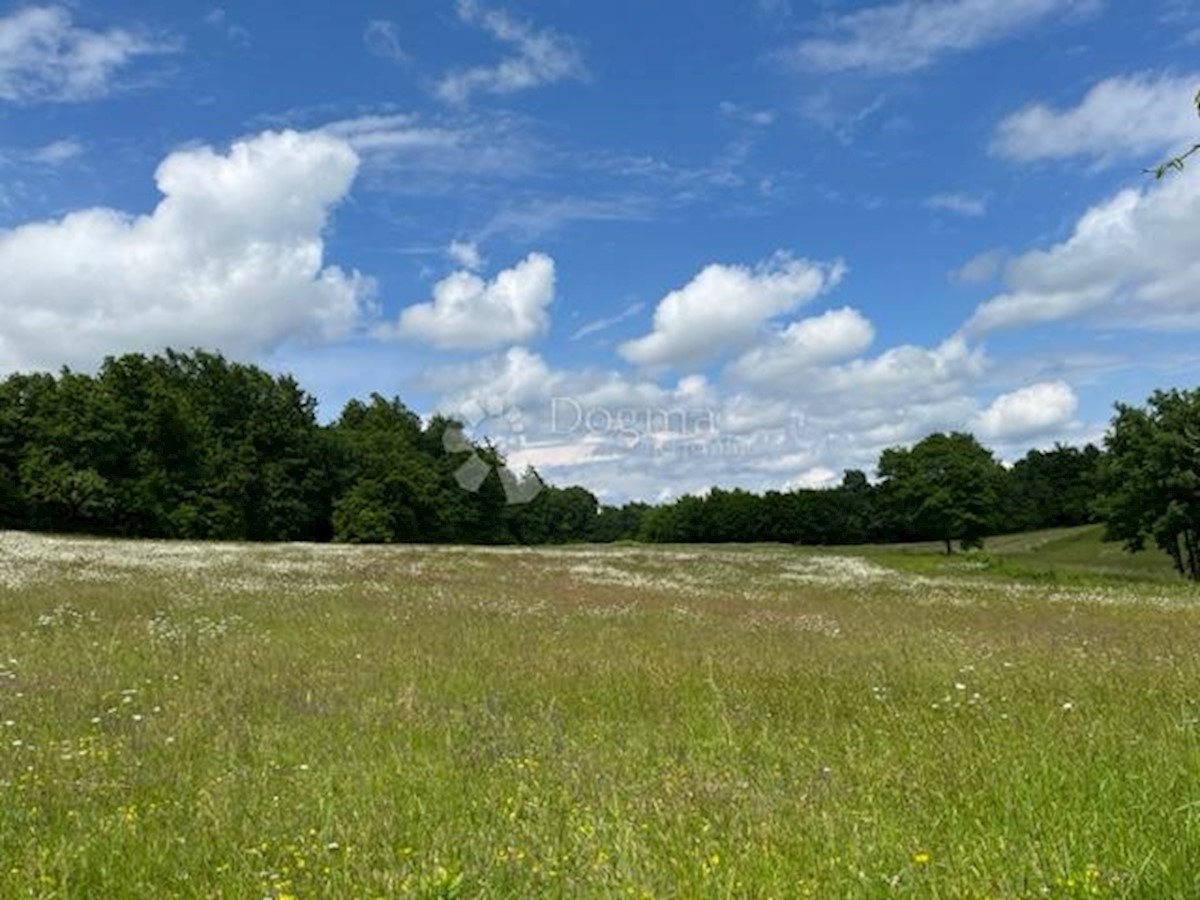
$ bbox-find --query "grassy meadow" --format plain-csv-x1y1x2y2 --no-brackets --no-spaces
0,527,1198,898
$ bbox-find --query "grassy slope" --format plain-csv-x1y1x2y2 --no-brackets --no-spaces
853,524,1182,584
0,532,1197,898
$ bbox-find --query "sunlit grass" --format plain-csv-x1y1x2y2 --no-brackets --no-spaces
1,531,1198,897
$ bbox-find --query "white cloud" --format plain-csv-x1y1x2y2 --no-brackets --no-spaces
953,248,1006,285
447,239,484,271
0,6,174,103
319,113,533,182
965,167,1200,334
730,307,875,384
571,301,645,341
788,467,839,490
436,0,585,105
619,253,846,369
993,72,1200,165
28,138,83,165
323,114,462,155
363,20,408,65
926,192,988,217
477,194,653,242
0,130,372,373
800,336,988,408
792,0,1092,74
389,253,555,350
718,101,775,126
974,380,1078,440
203,7,249,45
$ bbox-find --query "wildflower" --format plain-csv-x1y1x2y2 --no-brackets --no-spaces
913,851,931,866
1062,701,1074,712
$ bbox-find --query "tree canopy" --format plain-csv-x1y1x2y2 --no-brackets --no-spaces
1101,389,1200,580
877,432,1003,554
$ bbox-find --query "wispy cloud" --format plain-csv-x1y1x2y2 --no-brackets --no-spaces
28,138,83,165
203,8,249,46
363,20,409,65
319,111,537,184
799,91,888,144
718,101,776,127
790,0,1095,75
571,301,645,341
436,0,586,105
926,191,989,217
0,5,176,104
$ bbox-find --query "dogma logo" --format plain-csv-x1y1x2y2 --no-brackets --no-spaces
442,397,544,505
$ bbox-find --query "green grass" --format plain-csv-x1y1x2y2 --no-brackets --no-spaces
858,525,1182,585
0,531,1198,897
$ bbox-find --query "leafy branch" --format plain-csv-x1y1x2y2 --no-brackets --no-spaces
1147,89,1200,179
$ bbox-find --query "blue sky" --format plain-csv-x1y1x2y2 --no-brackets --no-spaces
2,0,1200,501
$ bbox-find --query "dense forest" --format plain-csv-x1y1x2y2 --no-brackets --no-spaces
0,350,1197,579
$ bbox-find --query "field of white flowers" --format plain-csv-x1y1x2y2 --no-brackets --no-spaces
1,531,1198,897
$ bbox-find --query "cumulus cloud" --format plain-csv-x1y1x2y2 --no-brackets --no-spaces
993,72,1200,165
965,167,1200,334
791,0,1092,75
619,253,846,369
0,5,174,103
436,0,585,105
0,130,371,373
974,380,1078,440
730,307,875,384
389,253,555,350
421,331,1001,502
800,336,988,408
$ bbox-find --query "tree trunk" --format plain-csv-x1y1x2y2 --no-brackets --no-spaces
1185,527,1200,581
944,538,953,556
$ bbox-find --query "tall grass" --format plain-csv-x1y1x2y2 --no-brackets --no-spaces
0,532,1197,897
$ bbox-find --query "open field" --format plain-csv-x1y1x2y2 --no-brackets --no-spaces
1,530,1198,898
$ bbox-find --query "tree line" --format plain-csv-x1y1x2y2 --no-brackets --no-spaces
0,350,1197,579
